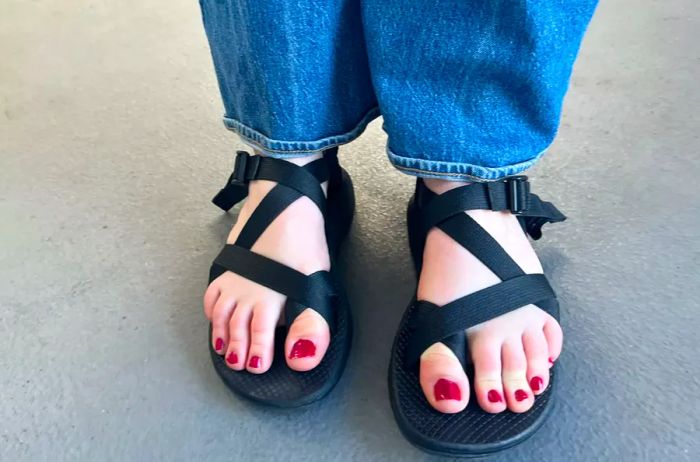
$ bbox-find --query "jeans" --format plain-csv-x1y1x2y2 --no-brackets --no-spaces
199,0,597,181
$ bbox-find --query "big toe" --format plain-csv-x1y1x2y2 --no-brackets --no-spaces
419,343,469,414
285,308,330,371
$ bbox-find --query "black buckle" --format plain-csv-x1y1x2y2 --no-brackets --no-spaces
505,176,530,214
230,151,260,184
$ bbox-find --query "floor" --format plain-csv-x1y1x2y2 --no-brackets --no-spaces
1,1,698,460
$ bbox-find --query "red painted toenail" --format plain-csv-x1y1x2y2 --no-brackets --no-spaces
515,389,529,401
248,355,261,368
288,339,316,359
434,379,461,401
530,376,544,392
214,338,224,351
487,389,503,403
226,352,238,365
549,357,555,364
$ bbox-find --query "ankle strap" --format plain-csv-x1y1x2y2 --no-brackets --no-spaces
417,177,566,240
212,150,334,213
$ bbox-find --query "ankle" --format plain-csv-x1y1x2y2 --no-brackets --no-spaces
423,178,471,195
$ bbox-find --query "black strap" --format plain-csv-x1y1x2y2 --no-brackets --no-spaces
211,244,337,329
418,177,565,240
234,186,302,250
212,151,328,214
405,274,556,366
439,213,525,281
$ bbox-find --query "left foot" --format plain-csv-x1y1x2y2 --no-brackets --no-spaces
416,179,563,414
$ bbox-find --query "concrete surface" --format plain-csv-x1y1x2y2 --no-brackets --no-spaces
1,0,698,460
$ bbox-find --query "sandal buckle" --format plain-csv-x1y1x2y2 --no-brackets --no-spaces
231,151,261,184
505,176,530,214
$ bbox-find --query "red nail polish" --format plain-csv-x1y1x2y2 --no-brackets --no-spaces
530,376,544,392
548,357,555,364
248,355,261,368
434,379,461,401
515,389,529,401
288,339,316,359
214,338,224,351
226,352,238,365
487,389,503,403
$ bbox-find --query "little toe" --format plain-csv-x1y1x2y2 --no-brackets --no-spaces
543,316,563,366
226,304,253,371
246,304,279,374
522,329,550,395
203,282,220,320
501,339,534,413
470,337,507,413
211,295,236,355
285,308,330,372
419,343,469,414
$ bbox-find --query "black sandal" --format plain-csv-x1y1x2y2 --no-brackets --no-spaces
389,176,566,456
208,147,354,407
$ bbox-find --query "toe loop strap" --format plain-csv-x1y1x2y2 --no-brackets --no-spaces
404,274,557,368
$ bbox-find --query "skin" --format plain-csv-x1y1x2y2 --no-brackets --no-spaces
203,157,563,413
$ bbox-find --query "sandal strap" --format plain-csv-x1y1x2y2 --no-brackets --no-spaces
212,150,330,214
405,274,557,367
210,244,338,330
418,176,566,240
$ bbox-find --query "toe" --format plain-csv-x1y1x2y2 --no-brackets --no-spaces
203,282,220,320
226,304,253,371
285,308,330,372
211,294,236,355
501,339,534,412
543,316,563,366
419,343,469,414
470,336,506,413
522,329,550,395
246,304,279,374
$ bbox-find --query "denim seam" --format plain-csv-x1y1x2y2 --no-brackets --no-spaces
223,106,381,157
386,146,547,182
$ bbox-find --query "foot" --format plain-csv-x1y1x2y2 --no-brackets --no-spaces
416,179,563,414
203,153,331,373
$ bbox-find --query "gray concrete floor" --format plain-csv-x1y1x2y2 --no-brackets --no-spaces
1,1,698,460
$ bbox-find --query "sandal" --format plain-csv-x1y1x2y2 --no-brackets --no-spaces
208,147,354,407
389,176,566,456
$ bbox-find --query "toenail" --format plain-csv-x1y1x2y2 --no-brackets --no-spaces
434,379,461,401
515,389,529,401
248,355,261,368
530,376,543,392
288,339,316,359
487,389,503,403
226,352,238,365
214,338,224,351
548,357,555,364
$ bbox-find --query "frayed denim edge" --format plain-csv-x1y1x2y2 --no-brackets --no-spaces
223,106,381,158
386,146,547,182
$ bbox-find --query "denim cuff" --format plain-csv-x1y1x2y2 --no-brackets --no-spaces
223,107,380,158
386,146,546,182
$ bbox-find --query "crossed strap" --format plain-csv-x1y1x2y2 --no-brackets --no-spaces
405,177,566,368
209,149,340,331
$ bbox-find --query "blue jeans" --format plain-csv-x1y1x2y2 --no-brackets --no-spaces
199,0,597,181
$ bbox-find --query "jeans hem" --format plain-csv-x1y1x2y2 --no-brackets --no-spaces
386,146,546,182
223,107,381,158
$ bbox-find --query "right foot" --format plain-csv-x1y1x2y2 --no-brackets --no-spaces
203,153,332,373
